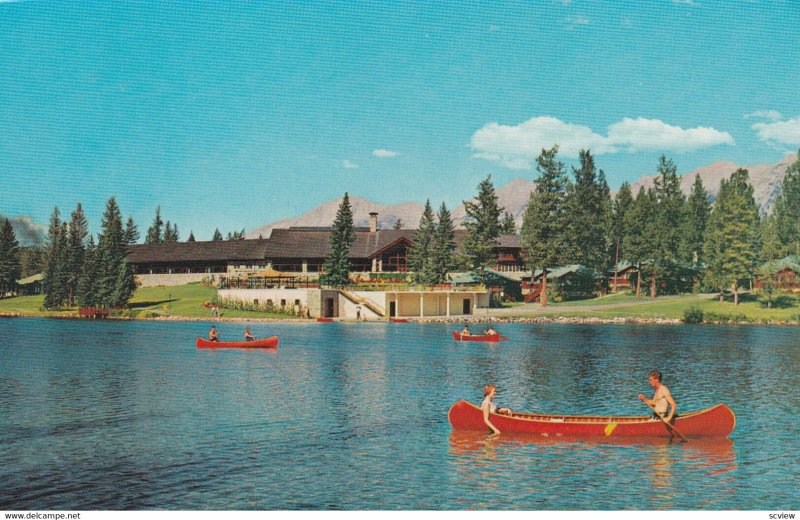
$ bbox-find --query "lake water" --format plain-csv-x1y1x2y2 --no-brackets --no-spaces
0,318,797,510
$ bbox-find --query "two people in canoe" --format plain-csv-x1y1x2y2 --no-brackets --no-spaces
481,384,512,434
638,369,677,422
209,325,258,342
460,324,498,337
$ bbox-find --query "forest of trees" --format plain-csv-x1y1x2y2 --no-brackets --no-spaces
2,150,800,308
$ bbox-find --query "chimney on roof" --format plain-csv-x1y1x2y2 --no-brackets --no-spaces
369,212,378,233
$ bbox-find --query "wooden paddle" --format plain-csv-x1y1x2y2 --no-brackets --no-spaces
642,400,688,442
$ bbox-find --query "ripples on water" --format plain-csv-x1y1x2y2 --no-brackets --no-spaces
0,319,797,509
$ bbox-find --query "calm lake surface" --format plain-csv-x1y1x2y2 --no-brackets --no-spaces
1,318,797,510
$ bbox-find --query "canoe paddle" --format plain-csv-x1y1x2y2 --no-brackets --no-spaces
642,401,688,442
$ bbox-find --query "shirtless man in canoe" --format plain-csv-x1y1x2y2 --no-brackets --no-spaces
638,369,676,422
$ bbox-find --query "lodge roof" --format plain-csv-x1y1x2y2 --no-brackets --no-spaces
126,229,523,264
127,239,270,264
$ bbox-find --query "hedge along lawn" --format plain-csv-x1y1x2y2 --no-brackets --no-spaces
129,283,302,319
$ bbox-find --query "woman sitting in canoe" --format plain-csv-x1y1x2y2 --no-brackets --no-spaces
481,384,511,434
461,325,471,336
208,325,220,342
244,327,256,342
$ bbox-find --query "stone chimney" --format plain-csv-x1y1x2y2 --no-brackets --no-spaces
369,212,378,233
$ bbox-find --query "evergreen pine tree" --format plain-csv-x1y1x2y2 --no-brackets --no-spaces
97,197,133,308
521,146,570,306
19,245,46,278
145,206,164,244
650,155,686,298
564,150,612,272
407,200,437,285
624,187,657,298
163,220,174,242
43,207,68,309
462,175,502,285
771,150,800,257
187,231,196,242
703,169,760,304
0,219,21,297
124,217,140,244
610,182,634,280
499,212,517,234
393,218,404,230
212,228,223,241
430,202,456,284
322,193,355,287
680,174,710,266
76,236,99,307
64,204,89,306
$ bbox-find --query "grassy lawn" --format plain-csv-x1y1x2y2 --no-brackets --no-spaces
537,292,800,322
1,284,302,320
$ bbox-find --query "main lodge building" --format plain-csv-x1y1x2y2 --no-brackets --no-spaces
126,213,525,320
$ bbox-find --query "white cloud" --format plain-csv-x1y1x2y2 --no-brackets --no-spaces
372,149,399,158
470,116,734,169
342,160,359,169
752,118,800,147
744,110,783,121
607,117,734,153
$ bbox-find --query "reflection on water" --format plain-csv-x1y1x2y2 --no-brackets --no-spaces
0,319,794,510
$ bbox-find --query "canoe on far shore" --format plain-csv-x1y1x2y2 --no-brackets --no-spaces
448,400,736,438
195,336,279,349
452,331,503,342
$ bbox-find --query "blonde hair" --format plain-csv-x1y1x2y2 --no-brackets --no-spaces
483,384,496,396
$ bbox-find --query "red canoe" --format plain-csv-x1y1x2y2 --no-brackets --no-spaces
452,331,502,342
195,336,279,349
448,400,735,438
389,318,409,323
316,317,334,323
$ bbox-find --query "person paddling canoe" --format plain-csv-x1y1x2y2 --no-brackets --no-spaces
244,327,256,342
638,370,677,422
483,324,496,336
481,384,512,434
208,325,220,342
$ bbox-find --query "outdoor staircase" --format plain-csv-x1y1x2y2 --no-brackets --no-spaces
338,289,385,317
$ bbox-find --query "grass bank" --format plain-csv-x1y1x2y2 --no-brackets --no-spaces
0,283,302,320
523,292,800,323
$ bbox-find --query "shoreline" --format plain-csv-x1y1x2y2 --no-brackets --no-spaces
3,311,799,325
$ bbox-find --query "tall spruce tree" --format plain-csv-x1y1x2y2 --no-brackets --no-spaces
624,187,657,297
611,182,634,277
163,221,179,243
430,202,456,284
680,174,710,266
145,206,164,244
393,218,404,230
65,204,88,306
43,207,68,309
124,217,140,244
499,212,517,234
187,231,196,242
771,151,800,257
462,175,502,285
521,145,570,306
97,197,134,308
564,150,612,272
322,193,355,287
703,169,760,304
212,228,223,241
0,219,21,297
76,236,99,307
650,155,686,298
19,245,46,278
408,200,437,285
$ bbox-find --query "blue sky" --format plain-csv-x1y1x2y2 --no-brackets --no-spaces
1,0,799,241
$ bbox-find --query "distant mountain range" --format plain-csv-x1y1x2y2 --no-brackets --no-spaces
248,153,798,237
